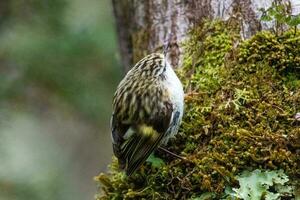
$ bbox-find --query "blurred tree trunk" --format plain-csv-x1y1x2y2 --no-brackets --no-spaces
112,0,298,72
0,1,10,27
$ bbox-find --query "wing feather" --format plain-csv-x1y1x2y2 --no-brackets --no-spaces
111,100,173,175
125,129,165,176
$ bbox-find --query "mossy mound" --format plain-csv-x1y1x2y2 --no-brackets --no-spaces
95,21,300,199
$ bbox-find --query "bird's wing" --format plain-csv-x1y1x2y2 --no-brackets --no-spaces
111,100,173,176
110,114,129,168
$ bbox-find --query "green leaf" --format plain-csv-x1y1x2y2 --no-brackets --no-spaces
265,193,280,200
261,13,273,22
274,14,285,23
268,7,277,16
231,169,294,200
286,15,300,26
223,186,236,200
146,154,165,168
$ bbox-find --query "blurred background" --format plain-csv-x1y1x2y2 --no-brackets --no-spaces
0,0,121,199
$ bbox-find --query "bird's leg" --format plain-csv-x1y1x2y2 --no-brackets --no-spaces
158,146,186,160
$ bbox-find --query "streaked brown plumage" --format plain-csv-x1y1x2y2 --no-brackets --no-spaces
111,53,184,176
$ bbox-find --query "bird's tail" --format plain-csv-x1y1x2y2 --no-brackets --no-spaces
121,125,164,176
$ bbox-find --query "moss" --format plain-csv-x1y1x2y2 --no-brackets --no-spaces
238,30,300,75
95,20,300,199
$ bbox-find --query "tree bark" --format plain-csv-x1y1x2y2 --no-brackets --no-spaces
112,0,299,72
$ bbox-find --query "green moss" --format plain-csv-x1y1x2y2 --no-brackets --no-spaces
238,30,300,75
95,20,300,199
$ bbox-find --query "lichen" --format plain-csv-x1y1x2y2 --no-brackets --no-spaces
95,20,300,199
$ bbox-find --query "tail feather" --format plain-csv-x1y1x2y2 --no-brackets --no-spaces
121,125,164,176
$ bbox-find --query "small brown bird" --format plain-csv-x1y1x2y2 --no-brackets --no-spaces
111,53,184,176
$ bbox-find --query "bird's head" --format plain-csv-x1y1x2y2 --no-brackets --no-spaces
131,53,168,78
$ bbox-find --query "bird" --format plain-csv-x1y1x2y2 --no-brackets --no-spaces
110,52,184,176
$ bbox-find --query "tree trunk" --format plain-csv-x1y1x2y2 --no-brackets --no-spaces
112,0,299,72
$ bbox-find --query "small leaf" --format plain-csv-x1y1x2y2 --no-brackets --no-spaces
265,193,280,200
274,13,285,23
231,169,293,200
146,154,165,168
286,15,300,26
268,7,277,16
261,13,273,22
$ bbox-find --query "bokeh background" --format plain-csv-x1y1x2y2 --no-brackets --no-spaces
0,0,120,199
